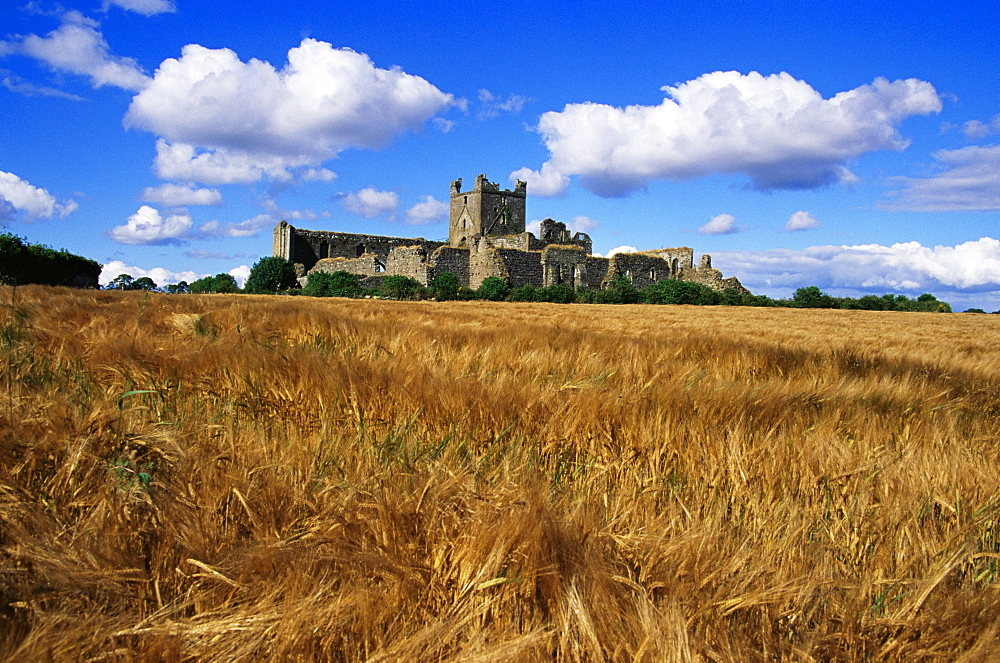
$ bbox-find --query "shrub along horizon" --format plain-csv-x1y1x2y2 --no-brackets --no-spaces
1,231,100,288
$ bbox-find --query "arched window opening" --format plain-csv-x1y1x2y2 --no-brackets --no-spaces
356,243,365,257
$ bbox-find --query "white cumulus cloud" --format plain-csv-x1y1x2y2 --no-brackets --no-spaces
514,71,942,197
199,199,320,238
785,211,821,232
477,89,531,119
698,213,739,235
108,205,192,244
405,196,448,224
880,144,1000,212
568,215,599,233
602,246,638,258
100,260,206,287
125,39,456,184
103,0,176,16
3,11,149,91
712,237,1000,299
510,162,569,197
0,170,78,219
341,187,399,218
229,265,251,288
140,183,223,206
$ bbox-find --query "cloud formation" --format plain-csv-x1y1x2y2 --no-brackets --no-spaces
107,205,192,244
140,183,223,206
477,89,531,119
607,246,638,257
199,199,322,238
713,237,1000,296
961,115,1000,139
126,39,455,184
881,145,1000,212
2,11,149,91
103,0,176,16
513,71,941,197
0,170,78,219
100,260,206,286
405,196,448,224
1,69,86,99
784,211,821,232
340,187,399,218
698,213,739,235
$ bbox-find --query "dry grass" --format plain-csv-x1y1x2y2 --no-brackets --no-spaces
1,284,999,661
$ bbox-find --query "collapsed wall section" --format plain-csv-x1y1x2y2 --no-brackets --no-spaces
605,253,674,289
309,255,382,278
274,221,444,273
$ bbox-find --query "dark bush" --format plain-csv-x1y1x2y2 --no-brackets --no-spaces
430,272,460,301
0,232,100,288
477,276,510,301
189,273,240,294
378,275,424,300
303,271,363,297
534,283,577,303
244,256,299,294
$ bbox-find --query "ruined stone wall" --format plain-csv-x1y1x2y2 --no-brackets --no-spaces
385,246,431,283
605,253,672,289
273,222,443,273
428,246,471,287
309,255,381,278
678,262,750,294
582,256,610,290
541,245,589,288
642,247,694,274
468,237,509,289
497,249,543,288
490,233,533,251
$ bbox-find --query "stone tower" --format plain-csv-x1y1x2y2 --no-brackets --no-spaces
449,174,527,248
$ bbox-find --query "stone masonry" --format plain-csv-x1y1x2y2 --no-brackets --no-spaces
273,174,747,294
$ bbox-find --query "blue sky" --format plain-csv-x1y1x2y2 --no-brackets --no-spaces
1,0,998,309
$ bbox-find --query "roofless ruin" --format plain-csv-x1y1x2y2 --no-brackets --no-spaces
273,174,746,293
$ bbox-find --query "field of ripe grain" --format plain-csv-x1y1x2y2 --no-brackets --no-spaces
2,285,999,661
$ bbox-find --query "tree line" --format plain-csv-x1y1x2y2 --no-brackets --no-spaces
0,232,101,288
103,256,981,312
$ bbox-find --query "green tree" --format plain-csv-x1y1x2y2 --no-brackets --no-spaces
1,231,100,287
189,273,240,294
477,276,510,301
508,284,537,302
378,275,424,300
594,274,640,304
641,279,720,305
792,286,837,309
244,256,299,294
429,271,460,301
304,270,363,297
164,281,189,294
107,274,136,290
132,276,158,291
534,283,577,303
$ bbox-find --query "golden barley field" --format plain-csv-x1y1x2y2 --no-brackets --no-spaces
1,285,999,661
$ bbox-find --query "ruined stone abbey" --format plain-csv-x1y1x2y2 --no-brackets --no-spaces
273,174,746,293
